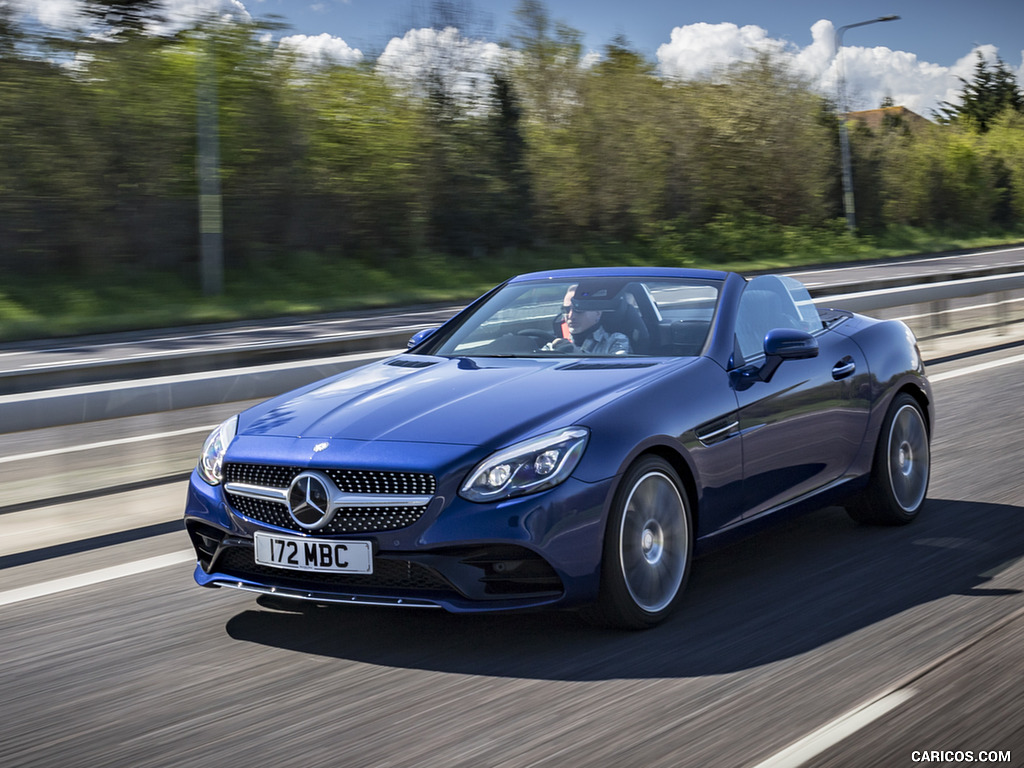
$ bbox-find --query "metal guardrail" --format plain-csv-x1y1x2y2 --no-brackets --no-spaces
0,314,459,395
1,271,1022,433
822,271,1024,312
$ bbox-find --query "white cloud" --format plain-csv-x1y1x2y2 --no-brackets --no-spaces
9,0,251,34
656,22,787,80
278,33,363,68
580,50,601,70
656,19,1017,117
148,0,251,33
12,2,1023,120
8,0,85,29
376,26,505,107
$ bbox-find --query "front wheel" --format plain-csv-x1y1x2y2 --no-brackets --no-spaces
584,456,693,629
846,393,930,525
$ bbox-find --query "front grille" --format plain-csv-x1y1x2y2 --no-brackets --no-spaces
228,494,428,534
224,463,436,496
223,462,436,534
216,546,455,592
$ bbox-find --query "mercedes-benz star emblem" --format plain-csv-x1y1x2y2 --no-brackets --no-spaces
287,472,334,530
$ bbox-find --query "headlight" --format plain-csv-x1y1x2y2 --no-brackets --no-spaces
460,427,589,502
197,415,238,486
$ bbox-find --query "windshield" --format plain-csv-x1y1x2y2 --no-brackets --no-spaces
416,277,722,358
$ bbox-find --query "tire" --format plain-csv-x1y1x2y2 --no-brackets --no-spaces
846,393,930,526
584,456,693,629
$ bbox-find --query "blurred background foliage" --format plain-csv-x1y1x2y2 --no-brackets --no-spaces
0,0,1022,338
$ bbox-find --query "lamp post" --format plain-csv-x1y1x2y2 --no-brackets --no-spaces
835,15,899,233
196,7,223,296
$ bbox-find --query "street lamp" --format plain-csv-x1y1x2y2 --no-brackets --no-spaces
195,4,224,296
835,15,900,232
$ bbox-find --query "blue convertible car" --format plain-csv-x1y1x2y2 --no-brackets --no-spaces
184,267,932,628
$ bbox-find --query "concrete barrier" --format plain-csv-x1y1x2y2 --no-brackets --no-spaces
0,350,396,433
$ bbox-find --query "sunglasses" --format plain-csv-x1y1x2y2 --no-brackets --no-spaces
563,304,599,315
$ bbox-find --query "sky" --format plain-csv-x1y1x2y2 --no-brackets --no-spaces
10,0,1024,116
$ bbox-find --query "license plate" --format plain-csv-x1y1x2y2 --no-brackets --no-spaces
254,532,373,574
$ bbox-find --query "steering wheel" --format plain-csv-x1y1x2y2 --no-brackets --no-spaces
515,328,557,350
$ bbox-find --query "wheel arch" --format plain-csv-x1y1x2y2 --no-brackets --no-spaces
582,447,698,628
622,443,701,535
897,382,933,437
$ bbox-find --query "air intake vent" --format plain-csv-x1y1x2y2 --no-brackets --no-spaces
386,358,440,369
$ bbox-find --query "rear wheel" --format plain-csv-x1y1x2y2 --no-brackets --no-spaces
584,456,693,629
846,393,930,525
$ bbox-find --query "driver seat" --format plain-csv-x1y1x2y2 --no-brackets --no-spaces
551,296,650,354
601,298,650,354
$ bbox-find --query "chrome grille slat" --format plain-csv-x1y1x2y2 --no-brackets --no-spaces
223,462,436,534
224,463,435,495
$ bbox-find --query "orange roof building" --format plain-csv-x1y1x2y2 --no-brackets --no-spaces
847,106,933,133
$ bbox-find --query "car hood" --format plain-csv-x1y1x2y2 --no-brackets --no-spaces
238,356,690,448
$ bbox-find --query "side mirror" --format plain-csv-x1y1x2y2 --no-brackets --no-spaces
758,328,818,383
407,327,438,349
764,328,818,360
732,328,818,389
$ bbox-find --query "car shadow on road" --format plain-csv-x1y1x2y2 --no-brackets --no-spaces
225,498,1024,681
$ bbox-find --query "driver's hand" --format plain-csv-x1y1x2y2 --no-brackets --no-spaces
550,338,578,353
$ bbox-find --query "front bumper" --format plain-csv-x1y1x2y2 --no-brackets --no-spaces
184,468,613,613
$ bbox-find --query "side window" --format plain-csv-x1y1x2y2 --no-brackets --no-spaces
734,275,814,363
777,275,824,332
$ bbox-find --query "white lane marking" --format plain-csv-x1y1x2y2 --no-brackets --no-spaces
751,689,916,768
17,358,104,369
0,425,216,464
0,550,196,608
930,351,1024,382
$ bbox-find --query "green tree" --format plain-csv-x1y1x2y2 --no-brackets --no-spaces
80,0,167,38
487,70,533,246
937,52,1023,132
567,36,670,238
880,124,1001,230
506,0,590,239
980,110,1024,225
293,62,428,256
680,54,835,227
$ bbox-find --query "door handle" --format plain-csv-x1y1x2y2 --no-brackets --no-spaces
832,357,856,380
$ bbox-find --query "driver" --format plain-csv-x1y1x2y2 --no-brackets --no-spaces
543,285,631,355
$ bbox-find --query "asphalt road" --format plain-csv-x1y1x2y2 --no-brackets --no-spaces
2,343,1023,767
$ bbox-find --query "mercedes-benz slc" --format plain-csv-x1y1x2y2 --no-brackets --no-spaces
183,267,932,628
